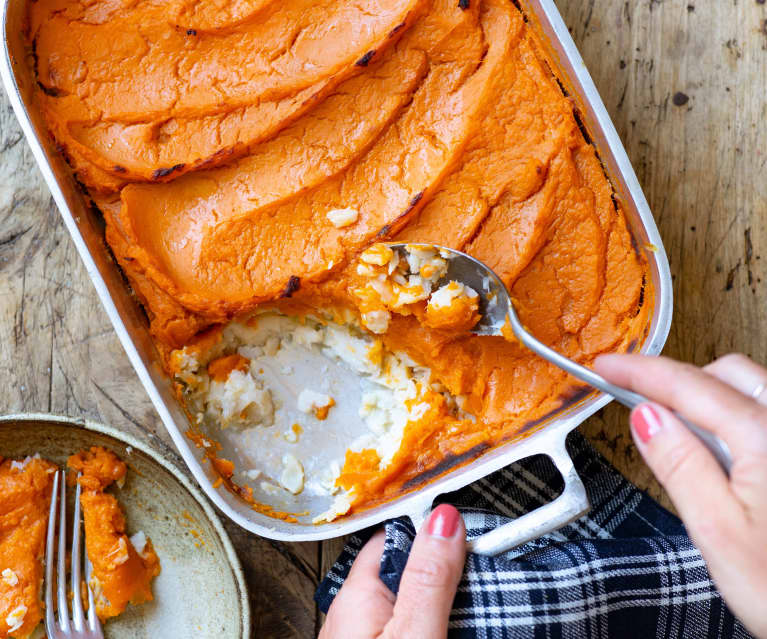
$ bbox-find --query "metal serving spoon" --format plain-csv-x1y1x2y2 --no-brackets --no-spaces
388,243,733,474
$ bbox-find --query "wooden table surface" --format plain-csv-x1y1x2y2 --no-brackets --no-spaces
1,0,765,635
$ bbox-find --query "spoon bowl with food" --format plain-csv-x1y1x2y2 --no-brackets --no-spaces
385,242,733,474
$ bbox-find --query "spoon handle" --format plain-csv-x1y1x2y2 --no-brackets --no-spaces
588,377,733,475
508,309,734,475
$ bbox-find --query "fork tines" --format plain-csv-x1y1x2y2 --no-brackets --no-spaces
44,470,103,639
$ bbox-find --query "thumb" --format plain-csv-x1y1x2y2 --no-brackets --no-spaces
386,504,466,639
629,403,744,554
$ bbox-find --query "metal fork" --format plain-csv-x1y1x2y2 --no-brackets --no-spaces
44,470,104,639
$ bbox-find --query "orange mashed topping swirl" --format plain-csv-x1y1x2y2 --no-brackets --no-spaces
30,0,651,516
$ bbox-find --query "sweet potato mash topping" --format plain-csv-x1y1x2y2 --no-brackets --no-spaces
31,0,425,120
336,389,482,507
425,282,481,332
207,353,251,383
68,447,160,620
32,0,651,517
0,456,55,639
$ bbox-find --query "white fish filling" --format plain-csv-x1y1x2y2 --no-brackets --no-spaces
355,244,451,322
106,537,130,566
9,454,40,472
296,389,333,414
171,309,470,522
361,310,391,334
428,281,478,309
326,207,359,228
404,246,447,280
313,491,354,525
206,370,275,428
1,568,18,587
5,604,27,633
280,454,305,495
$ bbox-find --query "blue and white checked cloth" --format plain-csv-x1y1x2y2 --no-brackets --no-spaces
316,431,752,638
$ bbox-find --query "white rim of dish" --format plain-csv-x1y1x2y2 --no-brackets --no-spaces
0,411,252,639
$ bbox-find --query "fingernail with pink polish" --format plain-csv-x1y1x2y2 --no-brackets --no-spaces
631,404,664,444
426,504,459,538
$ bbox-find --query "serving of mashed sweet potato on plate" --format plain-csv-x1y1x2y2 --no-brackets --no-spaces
0,448,158,639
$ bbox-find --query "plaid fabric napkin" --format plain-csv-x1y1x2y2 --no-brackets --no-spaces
316,431,752,638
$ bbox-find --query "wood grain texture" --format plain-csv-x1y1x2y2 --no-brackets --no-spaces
1,0,766,634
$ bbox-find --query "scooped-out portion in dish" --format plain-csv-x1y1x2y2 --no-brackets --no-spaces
0,449,159,638
30,0,651,521
169,305,479,522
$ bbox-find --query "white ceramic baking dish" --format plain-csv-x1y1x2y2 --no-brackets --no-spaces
1,0,672,553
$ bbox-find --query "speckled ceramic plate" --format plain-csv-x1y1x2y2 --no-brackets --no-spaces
0,413,251,639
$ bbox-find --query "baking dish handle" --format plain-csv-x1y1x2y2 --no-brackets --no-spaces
466,438,589,556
